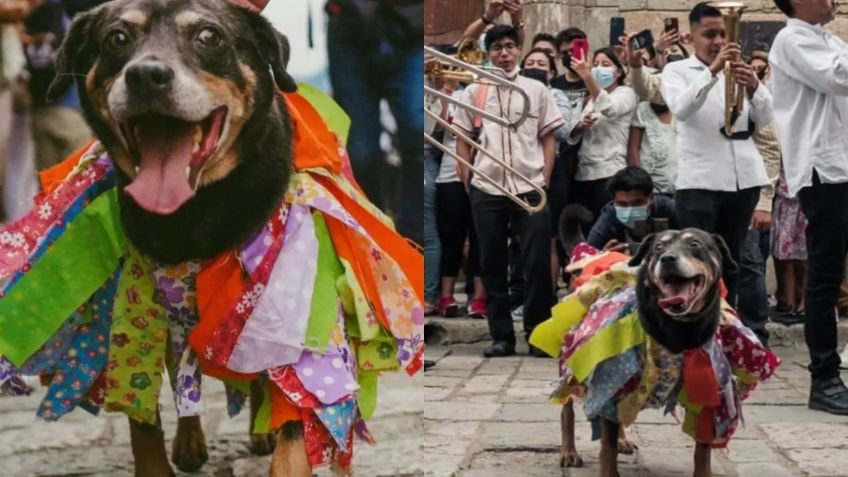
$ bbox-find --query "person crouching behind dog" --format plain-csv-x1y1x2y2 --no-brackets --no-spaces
584,166,676,256
453,25,566,358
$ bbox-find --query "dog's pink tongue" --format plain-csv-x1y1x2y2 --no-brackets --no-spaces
658,296,687,309
124,120,196,215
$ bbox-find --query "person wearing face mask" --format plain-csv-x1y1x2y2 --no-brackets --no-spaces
585,166,677,254
567,46,638,221
770,0,848,414
454,25,566,358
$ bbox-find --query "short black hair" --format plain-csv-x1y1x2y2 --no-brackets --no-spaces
485,25,520,51
532,32,556,47
594,47,628,85
608,166,654,197
521,48,557,71
689,2,722,25
555,27,587,50
773,0,794,17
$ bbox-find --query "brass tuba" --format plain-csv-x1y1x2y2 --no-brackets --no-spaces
711,2,747,135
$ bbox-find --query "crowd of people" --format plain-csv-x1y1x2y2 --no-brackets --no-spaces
425,0,848,415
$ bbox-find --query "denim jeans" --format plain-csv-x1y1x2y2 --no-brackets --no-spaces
327,18,423,244
737,229,770,345
423,150,441,304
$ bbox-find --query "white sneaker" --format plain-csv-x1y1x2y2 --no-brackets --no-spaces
511,305,524,322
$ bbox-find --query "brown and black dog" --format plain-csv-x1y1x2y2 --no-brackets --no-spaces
50,0,310,475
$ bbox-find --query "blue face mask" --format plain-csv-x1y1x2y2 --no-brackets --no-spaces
591,66,617,89
615,205,649,229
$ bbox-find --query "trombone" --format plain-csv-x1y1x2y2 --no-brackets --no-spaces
424,44,546,214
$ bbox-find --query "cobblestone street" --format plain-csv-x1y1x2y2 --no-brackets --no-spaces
424,320,848,477
1,373,423,477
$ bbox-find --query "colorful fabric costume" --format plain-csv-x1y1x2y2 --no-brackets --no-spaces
529,246,779,448
0,87,423,473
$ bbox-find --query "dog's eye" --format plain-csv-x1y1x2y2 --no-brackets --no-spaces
197,27,222,47
107,30,130,50
654,243,665,252
689,240,702,248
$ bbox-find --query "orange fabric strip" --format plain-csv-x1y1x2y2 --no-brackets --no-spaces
314,174,424,303
39,139,96,194
324,215,390,331
283,92,342,174
190,252,256,381
270,382,301,428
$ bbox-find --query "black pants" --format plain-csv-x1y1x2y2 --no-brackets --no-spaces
575,178,612,225
798,174,848,381
436,182,480,278
470,187,555,345
674,187,760,322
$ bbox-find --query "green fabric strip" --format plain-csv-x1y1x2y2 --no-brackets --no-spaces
357,370,379,420
253,380,272,434
567,312,646,382
0,190,126,366
297,82,351,143
356,332,399,372
104,245,168,424
304,212,344,352
339,257,379,341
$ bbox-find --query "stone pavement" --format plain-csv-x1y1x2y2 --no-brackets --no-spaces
1,372,423,477
424,339,848,477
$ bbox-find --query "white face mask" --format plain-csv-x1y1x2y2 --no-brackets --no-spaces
591,66,617,89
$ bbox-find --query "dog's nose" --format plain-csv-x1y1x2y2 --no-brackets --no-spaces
125,61,175,93
660,254,678,265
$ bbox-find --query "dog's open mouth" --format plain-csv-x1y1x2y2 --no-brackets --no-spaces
121,107,228,215
656,273,707,316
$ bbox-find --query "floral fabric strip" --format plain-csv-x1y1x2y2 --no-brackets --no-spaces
153,262,203,417
104,245,168,424
38,272,117,420
228,204,314,373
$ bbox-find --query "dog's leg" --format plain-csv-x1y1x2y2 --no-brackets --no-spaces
171,415,209,472
130,412,175,477
693,442,712,477
268,421,312,477
617,425,638,455
250,380,277,455
599,418,620,477
559,402,583,467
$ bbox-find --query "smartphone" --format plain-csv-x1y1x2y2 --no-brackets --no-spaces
630,29,655,51
570,38,589,62
664,17,679,33
610,17,625,46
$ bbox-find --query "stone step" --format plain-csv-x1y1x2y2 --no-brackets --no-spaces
426,316,848,351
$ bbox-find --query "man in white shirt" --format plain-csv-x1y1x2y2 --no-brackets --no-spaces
661,2,772,327
454,25,565,358
770,0,848,415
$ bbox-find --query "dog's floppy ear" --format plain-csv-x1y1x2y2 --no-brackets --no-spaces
245,13,297,93
628,233,655,267
47,7,102,102
711,234,739,274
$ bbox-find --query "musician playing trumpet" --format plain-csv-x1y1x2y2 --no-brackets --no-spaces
660,2,773,340
453,25,565,358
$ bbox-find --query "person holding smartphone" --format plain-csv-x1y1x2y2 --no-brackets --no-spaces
770,0,848,415
567,47,638,220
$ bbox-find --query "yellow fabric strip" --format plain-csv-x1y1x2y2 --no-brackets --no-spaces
567,312,646,382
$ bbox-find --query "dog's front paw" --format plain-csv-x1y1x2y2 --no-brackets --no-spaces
559,446,584,468
171,416,209,473
250,432,276,455
617,436,639,455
